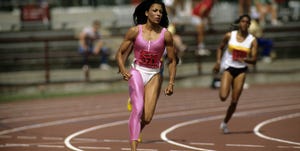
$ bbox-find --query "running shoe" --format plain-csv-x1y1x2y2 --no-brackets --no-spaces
195,48,211,56
138,134,142,143
99,63,111,70
127,98,132,111
82,65,89,71
220,122,229,134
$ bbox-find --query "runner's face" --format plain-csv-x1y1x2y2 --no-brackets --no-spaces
239,17,250,31
146,3,163,24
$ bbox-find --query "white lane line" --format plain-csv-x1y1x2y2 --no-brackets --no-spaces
254,112,300,146
73,138,98,142
63,106,229,150
161,115,220,151
161,105,300,151
0,112,127,136
78,146,111,150
42,136,64,140
277,145,300,149
37,144,65,148
225,144,264,148
17,136,37,140
0,135,12,138
64,120,128,151
0,143,30,147
65,109,226,151
65,104,300,151
190,142,215,146
294,146,300,149
0,143,112,150
1,101,298,150
121,148,158,151
103,139,128,143
1,106,125,124
277,146,291,148
1,100,296,136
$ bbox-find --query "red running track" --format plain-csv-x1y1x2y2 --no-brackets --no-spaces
0,83,299,151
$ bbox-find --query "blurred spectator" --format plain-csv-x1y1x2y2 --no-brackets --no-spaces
164,0,187,64
253,0,282,26
167,23,187,65
78,20,111,70
131,0,141,5
191,0,215,74
239,0,252,15
288,0,300,21
249,17,274,63
164,0,176,19
173,0,193,18
39,0,50,26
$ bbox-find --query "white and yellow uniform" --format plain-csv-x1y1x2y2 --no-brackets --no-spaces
221,30,255,71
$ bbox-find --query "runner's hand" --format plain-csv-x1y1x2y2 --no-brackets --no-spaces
164,84,174,96
213,63,220,73
121,71,131,81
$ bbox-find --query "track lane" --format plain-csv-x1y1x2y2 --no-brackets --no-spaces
0,83,299,151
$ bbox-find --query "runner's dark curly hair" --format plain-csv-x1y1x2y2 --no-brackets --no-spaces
133,0,169,28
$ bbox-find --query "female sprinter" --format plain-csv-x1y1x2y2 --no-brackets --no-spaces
115,0,177,150
213,14,258,134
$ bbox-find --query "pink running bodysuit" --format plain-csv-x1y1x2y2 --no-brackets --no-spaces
128,25,166,140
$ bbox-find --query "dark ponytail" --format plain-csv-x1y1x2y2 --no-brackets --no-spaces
230,14,251,31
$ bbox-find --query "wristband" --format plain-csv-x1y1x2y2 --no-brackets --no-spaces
169,82,175,86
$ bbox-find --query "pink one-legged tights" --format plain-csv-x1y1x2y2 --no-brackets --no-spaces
128,68,144,141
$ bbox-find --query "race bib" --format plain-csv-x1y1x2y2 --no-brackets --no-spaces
232,49,247,61
138,50,160,68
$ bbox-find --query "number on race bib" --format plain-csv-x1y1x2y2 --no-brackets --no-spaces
138,50,160,68
232,49,247,61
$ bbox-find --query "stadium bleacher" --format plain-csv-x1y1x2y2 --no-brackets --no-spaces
0,1,300,84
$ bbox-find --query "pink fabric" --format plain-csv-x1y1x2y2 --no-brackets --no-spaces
128,68,144,140
133,25,166,69
128,25,166,141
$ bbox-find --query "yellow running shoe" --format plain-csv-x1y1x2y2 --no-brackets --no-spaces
127,98,132,111
137,134,142,143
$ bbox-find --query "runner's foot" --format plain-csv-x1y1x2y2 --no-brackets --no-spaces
220,122,229,134
127,98,132,111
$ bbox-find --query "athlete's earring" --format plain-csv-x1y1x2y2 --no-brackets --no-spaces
145,11,148,17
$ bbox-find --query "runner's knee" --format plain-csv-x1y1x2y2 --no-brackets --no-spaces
219,93,228,101
220,96,227,101
142,115,153,125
